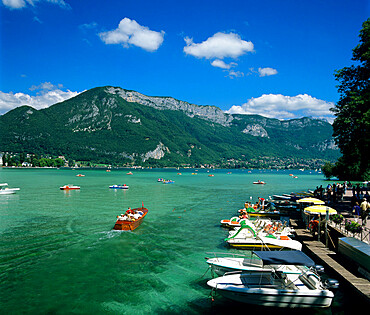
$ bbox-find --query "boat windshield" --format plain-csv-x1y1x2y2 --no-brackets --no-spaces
252,250,315,267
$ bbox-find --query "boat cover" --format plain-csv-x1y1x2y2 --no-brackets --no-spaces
253,250,315,266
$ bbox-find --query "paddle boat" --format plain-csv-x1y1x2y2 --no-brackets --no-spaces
207,251,337,308
157,178,164,182
242,206,280,218
60,184,80,190
220,216,244,228
253,180,266,185
225,220,301,251
0,183,20,195
109,184,129,189
113,205,148,231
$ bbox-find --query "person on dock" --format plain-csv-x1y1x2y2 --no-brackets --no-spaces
353,202,361,221
360,198,370,226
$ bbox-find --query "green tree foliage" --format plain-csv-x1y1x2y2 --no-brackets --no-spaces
322,162,335,180
332,18,370,180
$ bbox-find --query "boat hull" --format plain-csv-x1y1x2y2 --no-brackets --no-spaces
113,207,148,231
228,237,302,251
215,286,333,308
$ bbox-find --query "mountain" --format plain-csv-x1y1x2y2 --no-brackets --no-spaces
0,86,339,167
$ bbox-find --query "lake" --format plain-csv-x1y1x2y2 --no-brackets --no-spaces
0,168,362,314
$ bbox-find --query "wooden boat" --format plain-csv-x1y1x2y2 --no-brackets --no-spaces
60,184,80,190
113,206,148,231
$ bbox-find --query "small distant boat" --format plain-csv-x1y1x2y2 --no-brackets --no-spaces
253,180,266,185
157,178,164,182
113,205,148,231
106,170,111,172
177,173,182,175
126,172,133,175
76,174,85,177
60,185,80,190
208,174,215,177
109,184,129,189
0,183,20,195
163,180,175,184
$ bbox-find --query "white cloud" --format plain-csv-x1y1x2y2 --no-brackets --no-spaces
258,67,278,77
99,18,165,52
0,83,80,114
2,0,26,9
184,32,254,59
2,0,70,9
227,70,244,79
226,94,335,122
211,59,237,70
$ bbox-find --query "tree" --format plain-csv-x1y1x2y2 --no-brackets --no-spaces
322,162,335,180
331,18,370,180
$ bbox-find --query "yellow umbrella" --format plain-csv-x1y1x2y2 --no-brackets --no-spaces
304,205,337,215
297,197,325,205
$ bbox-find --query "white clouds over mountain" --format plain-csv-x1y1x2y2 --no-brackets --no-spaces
0,83,80,114
226,94,334,122
99,18,165,52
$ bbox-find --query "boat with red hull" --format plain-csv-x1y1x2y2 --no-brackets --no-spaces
113,206,148,231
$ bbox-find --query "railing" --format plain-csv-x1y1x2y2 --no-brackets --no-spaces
328,220,370,244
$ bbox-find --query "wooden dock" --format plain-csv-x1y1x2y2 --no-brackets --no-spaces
291,219,370,304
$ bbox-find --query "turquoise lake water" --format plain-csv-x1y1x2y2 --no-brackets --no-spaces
0,168,364,314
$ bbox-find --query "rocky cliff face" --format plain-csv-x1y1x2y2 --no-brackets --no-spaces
106,86,234,127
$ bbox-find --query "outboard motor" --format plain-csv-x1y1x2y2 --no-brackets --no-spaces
314,265,325,274
324,278,340,290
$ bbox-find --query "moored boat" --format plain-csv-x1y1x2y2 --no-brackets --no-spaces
60,184,80,190
225,220,301,251
207,251,336,308
0,183,20,195
113,205,148,231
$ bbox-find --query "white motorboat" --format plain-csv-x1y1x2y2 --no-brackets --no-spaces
0,183,20,195
207,251,337,308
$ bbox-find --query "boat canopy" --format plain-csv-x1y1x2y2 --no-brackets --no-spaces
252,250,315,267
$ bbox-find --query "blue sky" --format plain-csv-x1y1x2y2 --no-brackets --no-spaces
0,0,368,121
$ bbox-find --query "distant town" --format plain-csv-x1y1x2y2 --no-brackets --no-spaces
0,152,325,170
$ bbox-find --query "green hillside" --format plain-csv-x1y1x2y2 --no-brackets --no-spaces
0,86,340,167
